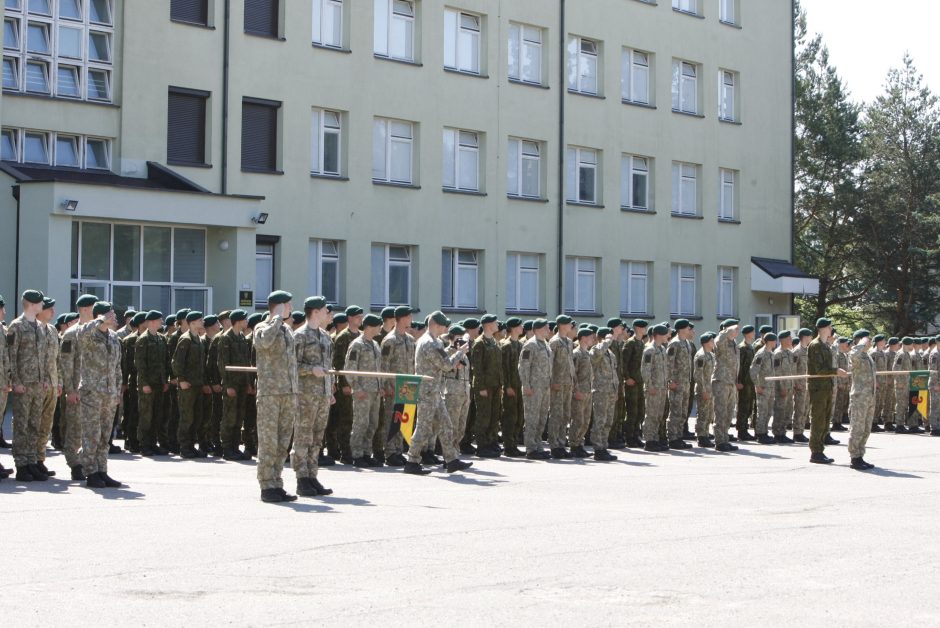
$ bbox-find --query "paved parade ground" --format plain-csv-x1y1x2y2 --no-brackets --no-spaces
3,429,940,627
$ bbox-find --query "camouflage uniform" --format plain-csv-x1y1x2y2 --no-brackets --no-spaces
520,336,552,453
567,345,593,447
328,327,359,458
693,347,715,438
608,336,626,445
884,347,898,424
75,320,122,476
808,338,837,454
293,324,333,478
665,337,692,441
894,350,915,428
831,350,851,426
622,334,646,442
379,330,414,459
640,343,667,443
252,314,300,490
36,321,60,463
172,329,206,454
346,334,382,460
848,343,877,458
791,343,810,434
712,328,740,446
135,329,167,450
444,344,470,454
121,330,140,450
929,349,940,431
218,327,251,452
7,316,54,467
205,332,224,450
164,327,183,450
408,332,463,464
736,340,755,433
772,346,795,437
547,334,574,448
0,320,8,450
499,336,524,451
589,340,618,450
869,345,889,423
470,335,503,451
749,347,776,436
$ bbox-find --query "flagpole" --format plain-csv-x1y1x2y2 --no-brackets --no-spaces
225,366,433,381
766,371,927,382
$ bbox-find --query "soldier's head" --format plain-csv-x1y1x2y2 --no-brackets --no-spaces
361,313,383,340
332,313,348,334
700,332,716,352
481,314,499,337
131,311,147,332
21,289,44,318
38,296,56,323
741,325,755,343
228,309,248,332
204,315,220,336
176,308,191,331
0,293,5,320
762,333,777,351
852,329,870,348
380,307,397,332
838,337,851,352
145,310,164,333
345,305,364,331
506,317,523,339
777,330,792,349
186,311,205,334
887,337,899,352
447,324,466,347
651,324,670,345
674,319,693,340
266,292,292,320
555,315,573,338
426,311,451,338
577,327,595,348
64,312,80,330
798,328,813,347
607,318,625,340
872,334,886,349
721,319,740,340
462,318,480,339
218,310,232,332
74,293,97,322
532,319,550,340
122,310,136,328
93,301,117,329
632,319,649,339
902,337,914,352
523,320,534,339
815,317,833,340
392,306,412,331
303,297,329,328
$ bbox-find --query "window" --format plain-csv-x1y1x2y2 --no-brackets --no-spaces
567,36,598,95
444,8,481,74
23,131,49,163
309,239,340,304
55,133,79,166
508,22,541,85
372,117,413,184
506,252,540,312
171,0,209,26
507,137,541,199
58,26,81,58
312,0,342,48
89,0,111,25
59,0,80,20
719,168,736,220
717,266,736,317
2,127,109,168
671,162,698,216
311,108,341,176
371,244,412,307
719,70,737,121
671,59,698,114
24,59,49,92
620,261,650,315
672,0,698,14
4,18,19,50
87,68,108,100
374,0,414,62
244,0,279,37
26,21,49,53
1,128,17,160
255,241,275,308
87,30,109,61
442,248,479,310
2,57,19,89
719,0,736,24
564,257,597,314
442,128,479,191
85,137,108,168
621,155,650,210
167,87,209,165
566,146,598,204
621,48,650,104
670,263,699,316
241,97,280,172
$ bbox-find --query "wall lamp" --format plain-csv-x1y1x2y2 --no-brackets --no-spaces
252,212,269,225
62,199,79,211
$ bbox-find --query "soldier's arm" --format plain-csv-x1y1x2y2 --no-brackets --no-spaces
517,345,533,390
469,340,485,389
172,337,187,380
294,333,315,378
640,349,652,383
345,343,362,389
575,355,592,393
252,316,284,349
112,338,123,392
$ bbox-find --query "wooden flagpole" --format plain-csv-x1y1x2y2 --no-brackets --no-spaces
766,371,926,382
225,366,433,381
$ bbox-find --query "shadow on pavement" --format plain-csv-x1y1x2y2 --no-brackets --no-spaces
318,496,375,507
867,467,921,479
0,479,71,494
279,501,335,513
730,448,788,460
97,488,146,500
436,473,506,487
610,459,655,467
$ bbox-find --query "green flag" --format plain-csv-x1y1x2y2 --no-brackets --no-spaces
909,370,929,391
394,375,422,405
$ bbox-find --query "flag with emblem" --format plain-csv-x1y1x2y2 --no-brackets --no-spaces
910,371,929,419
389,375,422,445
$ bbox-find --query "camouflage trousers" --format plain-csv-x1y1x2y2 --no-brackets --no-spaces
407,391,457,464
882,379,896,423
547,384,573,448
712,382,737,446
736,384,755,433
122,382,139,449
875,377,891,421
523,388,551,453
754,390,774,436
667,386,690,440
37,387,56,462
473,387,502,449
772,390,794,437
848,391,875,458
350,391,382,459
375,398,403,459
623,384,645,441
642,388,667,443
568,391,593,447
792,386,809,435
930,388,940,431
326,390,353,457
255,393,297,490
590,392,617,451
831,384,850,424
177,387,204,452
137,387,164,451
608,386,625,444
500,388,524,450
895,384,915,427
220,386,247,450
445,387,470,454
11,386,46,466
80,390,120,475
695,389,714,437
292,390,330,478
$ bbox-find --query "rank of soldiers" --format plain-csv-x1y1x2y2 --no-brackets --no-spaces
2,288,936,503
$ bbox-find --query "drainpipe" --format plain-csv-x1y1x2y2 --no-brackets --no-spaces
221,0,231,194
789,0,796,316
12,185,19,317
557,0,566,313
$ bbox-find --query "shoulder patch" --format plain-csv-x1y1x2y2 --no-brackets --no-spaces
436,347,449,360
61,340,72,354
643,353,652,364
754,356,762,365
348,349,358,362
521,349,531,360
6,333,13,347
773,358,781,368
667,346,675,356
382,345,392,357
696,357,704,367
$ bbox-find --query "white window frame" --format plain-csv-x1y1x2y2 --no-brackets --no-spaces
442,127,479,191
719,168,737,220
311,108,342,176
309,238,341,305
621,154,650,210
444,8,481,75
717,266,736,318
374,0,415,62
371,243,413,308
508,22,542,85
672,0,698,15
670,263,699,317
564,256,597,314
372,117,414,184
507,137,541,199
621,48,650,104
441,247,479,310
620,261,650,316
567,35,598,95
566,146,598,205
255,241,275,309
719,0,736,25
671,161,698,216
719,69,736,121
671,59,698,114
1,126,111,169
506,252,540,313
312,0,343,49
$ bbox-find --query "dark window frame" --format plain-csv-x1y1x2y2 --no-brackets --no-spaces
170,0,209,26
167,86,210,166
244,0,280,38
241,96,281,173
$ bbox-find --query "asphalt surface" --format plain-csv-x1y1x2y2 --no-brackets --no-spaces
2,421,940,627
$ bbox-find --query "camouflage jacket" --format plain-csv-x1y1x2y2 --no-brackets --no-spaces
640,343,667,389
332,327,360,390
294,324,334,396
381,329,416,396
253,315,299,397
693,348,715,397
345,335,382,393
850,344,876,397
6,316,54,387
549,334,575,386
75,320,122,394
665,337,692,390
572,345,593,394
712,328,739,385
135,330,167,387
518,336,552,391
471,335,503,389
589,341,618,395
173,330,206,386
500,337,523,391
749,347,775,391
218,328,251,389
772,347,795,394
415,332,462,396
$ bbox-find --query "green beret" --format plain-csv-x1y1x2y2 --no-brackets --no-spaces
165,315,177,326
597,327,612,338
815,317,832,329
92,301,113,317
185,311,204,323
481,314,499,325
411,321,426,330
497,321,506,331
522,320,533,331
448,324,465,336
42,297,55,310
176,308,190,321
345,305,363,316
607,318,624,329
721,318,739,330
267,290,292,305
394,306,412,318
853,329,870,340
532,319,549,330
777,330,791,340
75,294,97,308
763,333,778,342
54,313,67,326
888,337,900,346
651,324,669,337
462,318,480,330
674,319,691,331
555,314,573,325
429,310,450,327
548,322,557,332
632,319,649,328
131,312,147,327
741,325,755,334
758,325,772,334
837,336,850,345
577,328,595,339
304,296,327,310
204,315,219,327
22,289,44,304
798,328,814,338
700,332,716,343
506,317,523,329
291,311,305,324
146,310,164,322
362,313,383,328
247,313,264,328
379,306,395,319
217,310,231,321
332,313,348,324
873,334,885,343
65,312,79,324
228,309,247,322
